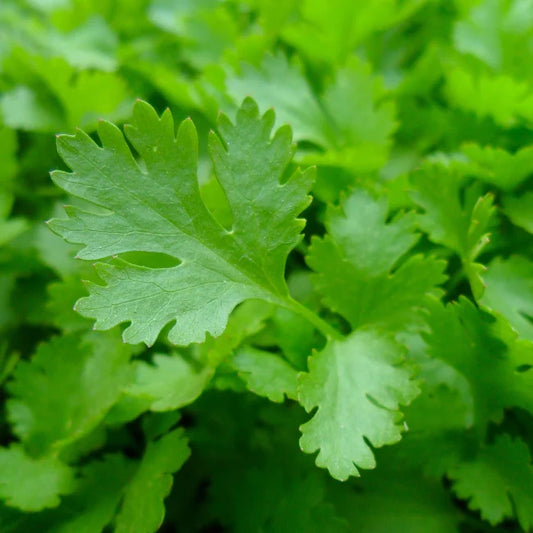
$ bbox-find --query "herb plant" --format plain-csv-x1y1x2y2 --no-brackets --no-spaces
1,0,533,531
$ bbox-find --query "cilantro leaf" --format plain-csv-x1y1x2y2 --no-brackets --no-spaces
53,454,135,533
449,435,533,529
225,53,329,146
49,98,313,346
114,429,190,533
462,143,533,191
410,161,494,298
224,55,396,172
1,50,130,132
13,454,136,533
6,332,133,454
423,297,533,430
281,0,425,65
504,191,533,234
445,68,533,127
126,353,213,411
481,256,533,341
298,329,419,480
0,446,75,512
230,346,298,403
307,189,446,331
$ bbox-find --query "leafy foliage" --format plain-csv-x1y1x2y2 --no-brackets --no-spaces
1,0,533,531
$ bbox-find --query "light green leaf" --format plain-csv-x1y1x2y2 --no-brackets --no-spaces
0,446,75,512
462,143,533,191
281,0,426,65
445,68,533,127
49,98,313,346
298,330,419,480
225,53,329,146
224,55,396,172
6,332,133,454
230,346,298,403
126,353,213,411
308,189,446,331
149,0,238,67
410,161,494,298
45,17,118,72
453,0,533,74
454,0,505,69
504,191,533,233
307,57,396,171
0,219,28,247
201,299,274,367
114,429,190,533
0,86,62,132
481,256,533,341
1,50,130,132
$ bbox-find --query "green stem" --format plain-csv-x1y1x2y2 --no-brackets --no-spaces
284,297,343,341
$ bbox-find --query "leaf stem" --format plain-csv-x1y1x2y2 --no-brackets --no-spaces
285,297,343,341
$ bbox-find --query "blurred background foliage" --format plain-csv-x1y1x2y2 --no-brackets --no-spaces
1,0,533,531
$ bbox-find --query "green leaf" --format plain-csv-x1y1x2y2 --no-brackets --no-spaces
400,383,473,478
445,68,533,127
225,53,329,146
201,299,275,366
453,0,533,74
331,457,460,533
281,0,426,65
504,191,533,234
230,346,298,403
462,143,533,191
126,353,213,411
410,161,494,298
0,446,75,512
1,51,130,132
423,297,533,430
224,55,396,172
306,57,396,171
481,256,533,341
49,98,313,346
298,329,419,480
6,332,133,454
46,277,92,333
148,0,238,67
43,454,135,533
114,429,190,533
307,189,446,331
44,17,118,72
449,434,533,529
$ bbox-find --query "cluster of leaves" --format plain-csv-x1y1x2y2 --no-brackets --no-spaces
1,0,533,531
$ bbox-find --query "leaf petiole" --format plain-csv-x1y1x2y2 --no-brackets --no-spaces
284,297,343,341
